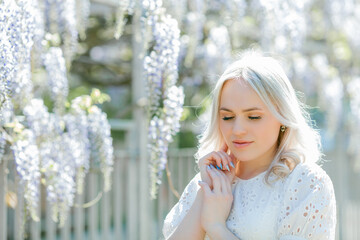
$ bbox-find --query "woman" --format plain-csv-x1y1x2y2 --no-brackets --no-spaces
162,51,336,240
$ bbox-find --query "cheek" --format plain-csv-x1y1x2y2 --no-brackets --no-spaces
254,122,280,144
219,121,231,138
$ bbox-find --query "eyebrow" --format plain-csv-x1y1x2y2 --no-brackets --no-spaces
219,107,263,113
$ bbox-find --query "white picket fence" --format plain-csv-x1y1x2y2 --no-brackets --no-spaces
1,146,360,240
0,148,197,240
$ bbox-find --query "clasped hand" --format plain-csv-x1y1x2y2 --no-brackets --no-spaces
197,144,236,236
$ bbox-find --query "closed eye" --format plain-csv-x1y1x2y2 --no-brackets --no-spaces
222,116,234,121
249,116,261,120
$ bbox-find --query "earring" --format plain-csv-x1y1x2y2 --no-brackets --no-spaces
280,125,286,132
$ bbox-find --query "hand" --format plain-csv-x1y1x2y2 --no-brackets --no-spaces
198,143,237,189
198,167,234,234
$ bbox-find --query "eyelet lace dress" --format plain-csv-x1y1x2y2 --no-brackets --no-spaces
162,162,336,240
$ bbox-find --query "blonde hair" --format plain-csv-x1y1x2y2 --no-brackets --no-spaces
195,50,322,182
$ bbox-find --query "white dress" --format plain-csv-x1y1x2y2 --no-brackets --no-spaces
162,162,336,240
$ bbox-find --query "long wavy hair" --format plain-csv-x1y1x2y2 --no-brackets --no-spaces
195,50,322,182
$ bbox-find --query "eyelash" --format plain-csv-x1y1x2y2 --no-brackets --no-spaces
221,116,261,120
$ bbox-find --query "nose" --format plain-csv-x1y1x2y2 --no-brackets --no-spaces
232,118,247,135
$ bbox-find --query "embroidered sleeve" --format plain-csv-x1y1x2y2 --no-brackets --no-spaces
277,164,336,240
162,172,201,239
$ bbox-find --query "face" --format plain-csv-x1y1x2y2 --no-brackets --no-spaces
219,79,282,167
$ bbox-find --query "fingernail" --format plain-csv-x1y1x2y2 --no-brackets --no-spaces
210,164,215,169
226,165,230,171
230,162,235,168
207,165,211,170
216,166,221,170
220,163,223,169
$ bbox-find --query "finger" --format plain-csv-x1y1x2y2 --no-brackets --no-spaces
216,170,232,195
220,142,229,153
229,152,237,168
207,167,222,194
198,152,219,171
218,170,232,193
212,152,225,170
198,180,212,196
218,151,231,171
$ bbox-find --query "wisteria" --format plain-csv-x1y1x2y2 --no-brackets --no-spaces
87,106,114,192
11,129,40,222
143,1,184,198
23,98,75,225
64,109,90,194
23,99,56,138
0,0,23,112
0,0,115,230
44,0,78,65
76,0,90,40
144,14,181,113
114,0,135,39
39,136,76,226
43,47,69,114
148,86,184,198
253,0,311,52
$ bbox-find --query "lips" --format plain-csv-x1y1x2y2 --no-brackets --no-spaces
232,140,253,148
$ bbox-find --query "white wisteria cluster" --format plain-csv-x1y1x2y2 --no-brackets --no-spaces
39,137,77,226
87,106,114,192
23,99,76,226
4,0,40,109
64,107,90,194
11,129,41,221
114,0,135,39
141,0,163,46
253,0,311,52
23,99,60,138
0,0,115,229
44,0,78,65
43,47,69,114
144,15,181,112
76,0,90,40
0,0,26,112
143,2,184,199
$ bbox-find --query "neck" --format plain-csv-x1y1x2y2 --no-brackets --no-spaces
235,161,270,180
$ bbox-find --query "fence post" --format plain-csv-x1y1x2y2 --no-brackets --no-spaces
131,1,150,239
0,159,7,240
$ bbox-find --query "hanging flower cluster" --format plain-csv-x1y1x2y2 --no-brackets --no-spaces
88,105,114,192
0,0,114,230
143,0,184,199
43,47,69,114
11,129,41,221
76,0,91,40
253,0,311,52
63,108,90,194
23,98,75,226
44,0,78,65
114,0,135,39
